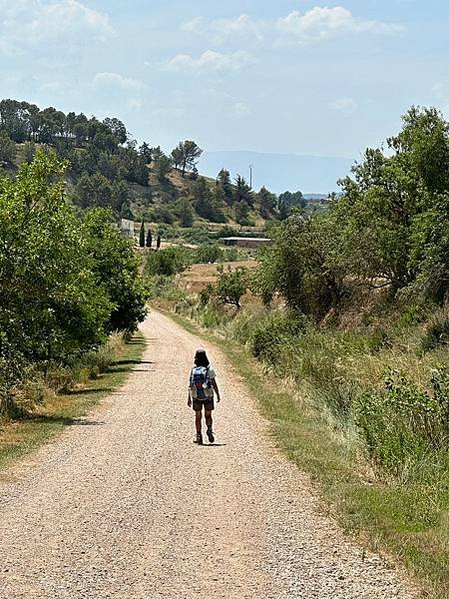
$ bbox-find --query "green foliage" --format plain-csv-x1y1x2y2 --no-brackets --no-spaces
145,246,190,277
193,244,223,264
153,154,172,183
255,212,345,318
171,140,202,177
278,190,305,220
216,169,233,205
193,177,227,223
215,267,248,309
174,197,194,227
0,152,147,415
0,151,110,410
356,370,449,476
421,311,449,352
139,220,145,247
257,186,277,219
247,311,307,365
0,131,16,164
82,208,148,334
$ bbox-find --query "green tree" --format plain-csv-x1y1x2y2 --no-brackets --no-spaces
234,201,251,226
194,177,226,223
217,169,233,205
139,220,145,247
171,140,203,177
154,155,172,183
146,228,152,248
0,151,112,413
215,267,248,309
257,186,277,219
75,172,113,209
176,197,195,227
234,175,254,206
278,191,305,220
255,212,344,319
83,208,148,333
145,246,189,276
0,132,16,164
23,141,36,164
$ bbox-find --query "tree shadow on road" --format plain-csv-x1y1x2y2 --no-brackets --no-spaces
27,414,105,427
114,360,154,366
66,388,113,396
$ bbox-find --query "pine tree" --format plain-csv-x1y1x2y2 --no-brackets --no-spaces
139,220,145,247
217,169,233,205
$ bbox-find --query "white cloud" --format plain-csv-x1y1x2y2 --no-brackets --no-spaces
181,14,263,42
331,97,358,116
93,72,145,92
40,81,65,94
167,50,256,73
0,0,113,51
233,102,252,118
182,16,206,33
277,7,404,43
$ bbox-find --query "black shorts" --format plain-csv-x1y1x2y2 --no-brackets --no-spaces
193,399,214,412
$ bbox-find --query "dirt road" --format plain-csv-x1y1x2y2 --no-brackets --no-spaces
0,311,417,598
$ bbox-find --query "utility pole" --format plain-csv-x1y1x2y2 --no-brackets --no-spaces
249,164,253,189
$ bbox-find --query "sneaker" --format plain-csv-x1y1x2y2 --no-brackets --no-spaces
193,433,203,445
206,427,215,443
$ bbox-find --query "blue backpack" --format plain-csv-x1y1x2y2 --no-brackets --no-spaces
190,366,213,401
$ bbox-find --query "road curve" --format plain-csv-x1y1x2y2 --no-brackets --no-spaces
0,310,417,598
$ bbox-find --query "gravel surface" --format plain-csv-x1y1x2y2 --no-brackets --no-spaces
0,310,418,598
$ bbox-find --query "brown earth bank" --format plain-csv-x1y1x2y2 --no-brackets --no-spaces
0,311,418,598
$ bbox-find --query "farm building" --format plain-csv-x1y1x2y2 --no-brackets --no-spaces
220,237,271,249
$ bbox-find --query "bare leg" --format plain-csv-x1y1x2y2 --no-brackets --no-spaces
205,410,213,430
195,410,202,434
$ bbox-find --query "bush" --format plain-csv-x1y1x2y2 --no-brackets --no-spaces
249,310,307,366
355,369,449,476
145,246,191,277
194,244,224,264
421,311,449,352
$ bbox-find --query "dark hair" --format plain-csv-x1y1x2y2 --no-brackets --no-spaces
194,348,210,367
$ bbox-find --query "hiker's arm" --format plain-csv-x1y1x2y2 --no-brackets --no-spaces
212,379,220,402
187,389,192,407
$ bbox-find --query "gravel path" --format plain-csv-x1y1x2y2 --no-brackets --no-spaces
0,310,418,598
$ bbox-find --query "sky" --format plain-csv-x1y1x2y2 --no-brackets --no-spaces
1,0,449,162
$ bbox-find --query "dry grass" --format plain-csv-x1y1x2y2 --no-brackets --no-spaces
179,260,258,293
0,333,146,472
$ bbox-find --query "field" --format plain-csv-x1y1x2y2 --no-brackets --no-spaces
179,260,258,294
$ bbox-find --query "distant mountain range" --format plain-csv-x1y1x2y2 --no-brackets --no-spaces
199,151,354,195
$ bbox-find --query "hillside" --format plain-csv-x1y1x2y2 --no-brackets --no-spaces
0,99,301,229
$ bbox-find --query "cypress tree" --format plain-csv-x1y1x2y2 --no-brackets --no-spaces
156,234,161,250
146,227,152,248
139,220,145,247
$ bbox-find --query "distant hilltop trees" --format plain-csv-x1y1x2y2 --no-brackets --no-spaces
0,98,310,225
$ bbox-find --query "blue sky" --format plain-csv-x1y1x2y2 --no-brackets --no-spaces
1,1,449,161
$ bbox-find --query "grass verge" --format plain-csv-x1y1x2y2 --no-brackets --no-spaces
0,332,146,472
163,309,436,598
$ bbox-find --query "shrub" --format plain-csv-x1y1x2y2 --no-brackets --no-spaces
194,244,224,264
145,246,191,277
421,311,449,352
355,369,449,476
249,310,307,366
